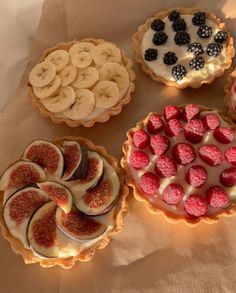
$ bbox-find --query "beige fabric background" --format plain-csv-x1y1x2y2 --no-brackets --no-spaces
0,0,236,292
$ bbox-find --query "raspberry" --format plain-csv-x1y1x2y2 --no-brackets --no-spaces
164,105,180,121
224,147,236,165
172,143,196,165
132,130,150,148
130,150,149,169
182,104,200,121
164,118,183,137
201,114,220,130
150,134,169,155
186,165,207,187
162,183,184,205
140,172,160,195
184,119,204,143
213,127,234,144
220,167,236,186
184,194,207,217
155,155,177,178
199,145,222,166
206,186,229,208
147,113,164,134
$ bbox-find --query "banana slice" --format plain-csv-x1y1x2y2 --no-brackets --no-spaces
59,65,77,86
33,75,61,99
71,52,92,69
41,86,75,113
29,61,56,87
93,43,121,66
45,50,69,72
64,89,95,120
69,42,95,57
92,81,119,109
72,67,99,89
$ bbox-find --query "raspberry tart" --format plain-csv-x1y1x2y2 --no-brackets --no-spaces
224,69,236,121
0,137,128,268
121,104,236,225
28,38,135,127
133,7,234,89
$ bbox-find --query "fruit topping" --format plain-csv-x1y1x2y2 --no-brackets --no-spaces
147,113,164,134
213,127,234,144
164,105,180,121
152,32,168,45
184,194,207,217
139,172,159,195
214,31,228,44
174,31,191,46
130,150,149,169
172,18,186,32
201,114,220,130
189,56,205,70
206,186,229,208
162,183,184,205
192,12,206,26
37,181,72,213
62,141,88,181
168,10,180,21
163,52,178,65
164,118,183,137
150,134,169,155
199,144,222,166
172,143,196,165
182,104,200,122
188,42,204,55
151,19,165,31
184,119,204,143
56,207,107,242
171,64,187,81
155,155,177,178
144,48,158,61
27,201,58,258
197,25,212,38
206,43,222,57
0,161,46,191
23,140,64,179
220,167,236,186
133,130,150,149
186,165,207,187
224,147,236,165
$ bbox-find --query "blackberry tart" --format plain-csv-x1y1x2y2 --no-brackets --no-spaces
133,7,235,89
224,69,236,121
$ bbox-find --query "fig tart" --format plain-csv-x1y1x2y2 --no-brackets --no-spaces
121,103,236,226
0,137,128,268
28,38,135,127
133,7,235,88
224,69,236,121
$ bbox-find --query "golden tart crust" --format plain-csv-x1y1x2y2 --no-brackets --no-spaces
224,70,236,121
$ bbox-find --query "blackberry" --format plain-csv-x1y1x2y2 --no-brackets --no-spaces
144,48,158,61
206,43,223,57
171,64,187,81
168,10,180,21
214,31,228,44
197,25,212,38
153,31,168,45
188,42,204,55
174,31,191,45
192,12,206,26
163,51,178,65
172,18,186,32
151,19,165,31
189,56,205,70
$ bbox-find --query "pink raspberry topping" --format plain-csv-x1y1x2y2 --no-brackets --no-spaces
164,105,180,121
213,127,234,144
130,150,149,169
184,194,207,217
155,155,177,178
184,119,204,143
162,183,184,205
147,113,164,134
199,144,223,166
220,167,236,187
132,130,150,149
201,114,220,130
182,104,200,122
186,165,207,187
172,143,196,165
206,186,229,208
224,147,236,165
140,172,160,195
150,134,169,155
164,118,183,137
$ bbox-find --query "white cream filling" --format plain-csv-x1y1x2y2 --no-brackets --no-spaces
230,80,236,113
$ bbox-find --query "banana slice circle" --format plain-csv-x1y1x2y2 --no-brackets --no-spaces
33,75,61,99
64,89,95,120
45,50,69,72
29,61,56,87
41,86,76,113
93,43,121,66
72,67,99,89
92,81,119,109
69,42,96,57
71,52,92,68
59,65,77,86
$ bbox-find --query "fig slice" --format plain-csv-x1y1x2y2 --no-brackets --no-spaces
22,140,64,179
75,172,120,216
62,141,88,181
27,201,59,258
0,160,46,191
37,181,73,214
55,207,107,242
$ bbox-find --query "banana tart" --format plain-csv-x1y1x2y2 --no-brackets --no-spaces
0,137,128,268
121,103,236,226
28,39,135,127
133,7,235,89
224,69,236,121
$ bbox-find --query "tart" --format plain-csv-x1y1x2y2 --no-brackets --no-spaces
0,137,128,268
121,103,236,226
133,7,235,89
224,69,236,121
28,38,135,127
